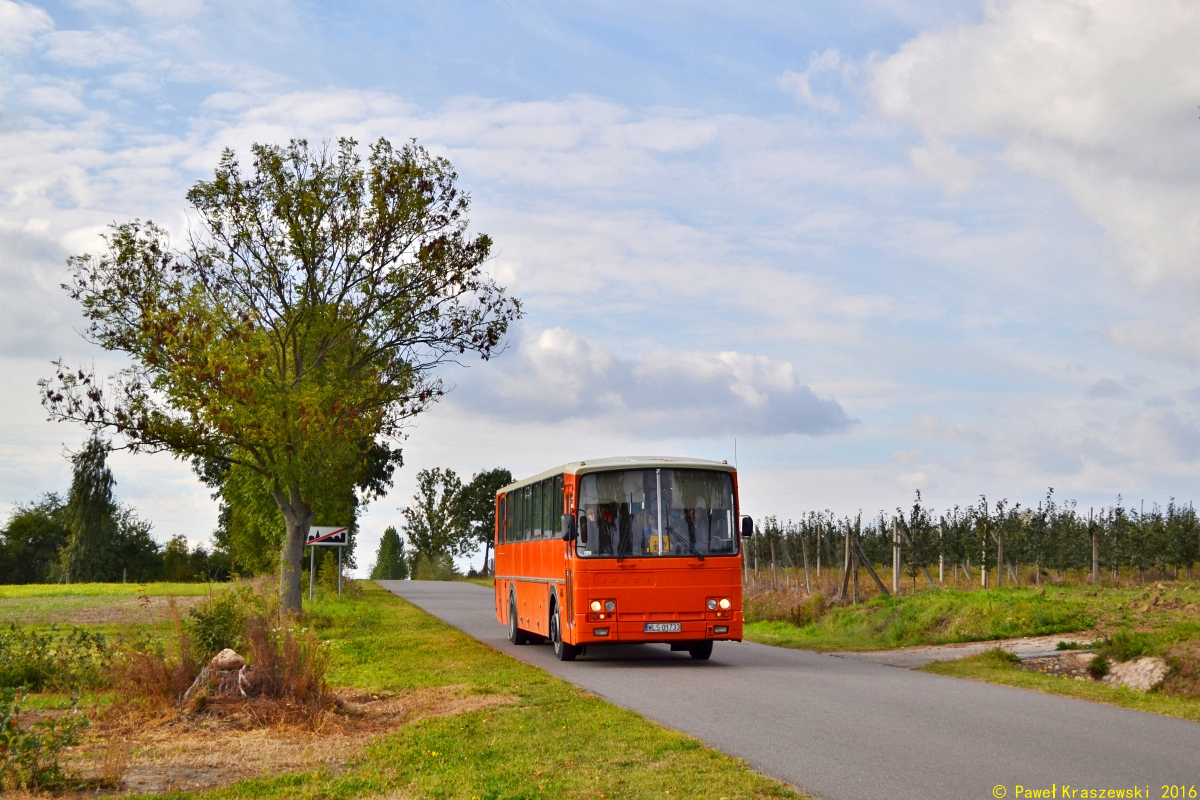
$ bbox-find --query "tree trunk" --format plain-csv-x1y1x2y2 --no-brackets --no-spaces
481,540,492,575
272,486,315,613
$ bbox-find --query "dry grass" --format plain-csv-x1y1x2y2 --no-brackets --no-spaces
63,685,517,795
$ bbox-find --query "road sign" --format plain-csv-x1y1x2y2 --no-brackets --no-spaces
306,526,349,600
306,526,348,546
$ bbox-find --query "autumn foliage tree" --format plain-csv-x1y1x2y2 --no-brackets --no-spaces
42,137,520,611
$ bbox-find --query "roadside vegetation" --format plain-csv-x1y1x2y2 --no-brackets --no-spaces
923,648,1200,723
0,580,801,798
744,585,1096,651
743,575,1200,718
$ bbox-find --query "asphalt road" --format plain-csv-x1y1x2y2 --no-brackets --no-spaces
377,580,1200,800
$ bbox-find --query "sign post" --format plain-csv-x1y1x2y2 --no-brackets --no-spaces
305,526,349,600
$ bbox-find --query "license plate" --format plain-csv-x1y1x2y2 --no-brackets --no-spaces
644,622,682,633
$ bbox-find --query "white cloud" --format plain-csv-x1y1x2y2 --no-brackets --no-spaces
779,48,842,113
23,83,88,114
0,0,52,54
42,28,147,67
1108,318,1200,368
908,139,978,195
872,0,1200,287
457,327,853,437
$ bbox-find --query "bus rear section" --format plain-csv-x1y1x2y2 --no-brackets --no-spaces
493,457,750,661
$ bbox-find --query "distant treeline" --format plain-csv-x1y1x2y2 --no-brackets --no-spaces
751,491,1200,583
0,435,227,584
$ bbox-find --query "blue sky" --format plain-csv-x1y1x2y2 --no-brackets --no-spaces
2,0,1198,574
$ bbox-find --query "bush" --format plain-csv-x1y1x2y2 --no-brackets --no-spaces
1088,654,1111,679
412,552,457,581
1101,629,1154,662
112,599,198,710
243,614,329,707
186,585,261,661
980,647,1021,667
0,624,109,692
0,687,89,790
114,583,330,717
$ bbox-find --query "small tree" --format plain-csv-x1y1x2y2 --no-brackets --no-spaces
370,526,409,580
162,535,193,581
456,468,512,575
42,138,520,611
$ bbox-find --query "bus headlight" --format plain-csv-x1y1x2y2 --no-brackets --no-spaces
590,600,602,612
604,600,616,612
706,599,717,610
718,598,731,610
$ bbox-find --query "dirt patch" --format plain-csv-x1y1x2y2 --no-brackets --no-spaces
0,595,207,627
63,686,517,795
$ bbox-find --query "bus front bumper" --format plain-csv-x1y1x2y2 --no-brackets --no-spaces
574,614,743,644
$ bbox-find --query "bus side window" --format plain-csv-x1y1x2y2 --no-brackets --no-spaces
530,482,540,537
498,495,506,544
524,485,533,541
552,475,563,536
538,478,549,538
513,488,523,543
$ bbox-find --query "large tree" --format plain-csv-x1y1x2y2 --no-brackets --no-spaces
42,137,520,611
0,494,70,584
456,467,512,575
403,467,472,571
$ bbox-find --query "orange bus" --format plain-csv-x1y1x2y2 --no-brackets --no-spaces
493,456,752,661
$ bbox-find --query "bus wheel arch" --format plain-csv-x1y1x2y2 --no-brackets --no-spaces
508,591,530,645
548,590,579,662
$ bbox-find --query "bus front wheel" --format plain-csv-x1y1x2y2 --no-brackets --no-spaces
550,602,578,662
688,640,713,660
508,595,530,645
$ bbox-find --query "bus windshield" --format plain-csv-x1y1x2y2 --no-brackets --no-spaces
575,469,737,558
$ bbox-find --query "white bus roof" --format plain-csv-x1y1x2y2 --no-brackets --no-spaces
497,456,736,495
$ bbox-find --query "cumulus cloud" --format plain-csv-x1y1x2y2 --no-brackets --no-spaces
457,327,853,437
0,0,52,54
871,0,1200,287
908,139,978,195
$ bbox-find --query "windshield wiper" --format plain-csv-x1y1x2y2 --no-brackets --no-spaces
665,526,704,561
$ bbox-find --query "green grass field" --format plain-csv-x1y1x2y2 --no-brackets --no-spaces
0,582,216,598
9,581,802,799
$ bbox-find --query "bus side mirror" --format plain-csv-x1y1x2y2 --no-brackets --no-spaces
562,514,577,542
740,516,754,538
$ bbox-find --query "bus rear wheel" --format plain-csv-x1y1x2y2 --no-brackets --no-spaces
508,595,530,645
688,640,713,660
550,603,578,662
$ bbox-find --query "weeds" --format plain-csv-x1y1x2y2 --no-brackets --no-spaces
1098,629,1155,661
113,583,331,721
0,687,88,790
186,584,262,660
1056,640,1089,650
980,648,1021,667
0,624,109,692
